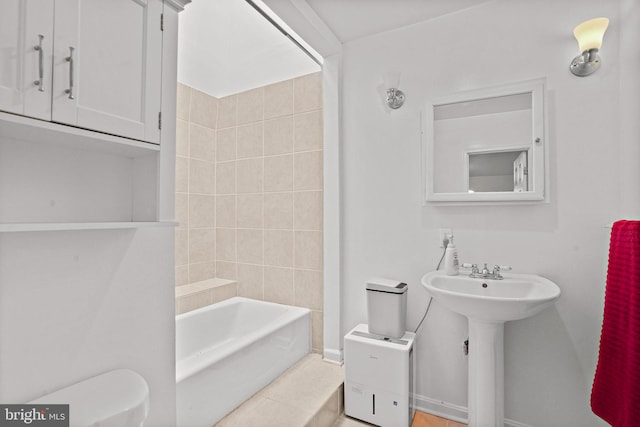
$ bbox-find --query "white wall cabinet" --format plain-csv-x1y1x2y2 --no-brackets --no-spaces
0,0,163,144
0,0,54,121
0,0,182,230
0,2,187,426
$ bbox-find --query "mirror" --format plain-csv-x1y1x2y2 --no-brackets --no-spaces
424,79,545,203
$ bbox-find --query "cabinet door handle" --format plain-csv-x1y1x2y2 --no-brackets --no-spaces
33,35,44,92
64,46,75,99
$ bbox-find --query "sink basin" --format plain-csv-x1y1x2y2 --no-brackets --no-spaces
421,270,561,322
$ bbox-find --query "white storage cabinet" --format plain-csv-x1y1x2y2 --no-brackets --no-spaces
0,0,163,144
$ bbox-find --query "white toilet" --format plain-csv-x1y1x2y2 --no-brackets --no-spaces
28,369,149,427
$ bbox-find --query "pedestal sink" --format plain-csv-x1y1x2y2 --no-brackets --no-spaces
421,271,560,427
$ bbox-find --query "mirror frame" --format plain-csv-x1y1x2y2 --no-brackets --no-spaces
423,79,546,203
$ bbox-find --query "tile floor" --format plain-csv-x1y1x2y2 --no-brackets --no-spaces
216,351,465,427
216,353,344,427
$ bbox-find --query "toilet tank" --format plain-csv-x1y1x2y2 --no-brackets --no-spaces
366,278,408,339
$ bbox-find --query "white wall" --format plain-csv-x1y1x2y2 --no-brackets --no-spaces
339,0,637,425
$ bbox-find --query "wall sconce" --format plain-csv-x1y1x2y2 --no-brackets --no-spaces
383,72,405,109
570,17,609,77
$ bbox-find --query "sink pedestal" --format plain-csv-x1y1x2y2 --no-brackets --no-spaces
420,270,561,427
468,320,504,427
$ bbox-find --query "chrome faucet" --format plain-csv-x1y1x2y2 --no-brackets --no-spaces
462,263,512,280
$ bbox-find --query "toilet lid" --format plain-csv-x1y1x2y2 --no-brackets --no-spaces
29,369,149,427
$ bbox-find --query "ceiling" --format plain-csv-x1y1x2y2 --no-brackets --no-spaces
177,0,320,98
303,0,496,43
178,0,495,97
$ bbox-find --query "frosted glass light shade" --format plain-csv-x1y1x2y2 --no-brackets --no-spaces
573,17,609,52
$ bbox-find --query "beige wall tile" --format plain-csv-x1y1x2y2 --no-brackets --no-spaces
294,150,323,191
264,266,294,305
216,161,236,195
294,269,323,310
175,192,188,229
237,122,263,159
175,228,188,266
210,283,238,304
176,77,324,321
176,83,191,121
294,73,322,114
216,261,237,280
294,191,323,230
176,119,189,157
189,124,216,162
175,156,188,193
237,88,263,125
237,229,263,264
264,154,293,192
264,230,294,268
189,194,215,228
237,194,263,229
189,159,215,194
189,261,216,283
295,231,323,270
264,192,293,229
264,116,293,156
311,309,323,351
294,110,323,152
190,88,218,129
216,228,236,262
264,79,294,119
177,291,210,314
237,263,263,300
216,128,236,162
175,264,189,286
237,158,263,193
216,195,236,228
189,228,215,263
218,95,237,129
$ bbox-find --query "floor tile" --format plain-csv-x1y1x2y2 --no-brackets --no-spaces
217,395,314,427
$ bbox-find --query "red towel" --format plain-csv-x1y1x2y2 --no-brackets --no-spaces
591,220,640,426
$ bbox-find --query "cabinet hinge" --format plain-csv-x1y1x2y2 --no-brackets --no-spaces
158,112,162,130
160,13,164,31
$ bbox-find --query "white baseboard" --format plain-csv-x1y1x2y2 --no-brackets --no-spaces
413,393,533,427
413,394,468,424
323,347,343,365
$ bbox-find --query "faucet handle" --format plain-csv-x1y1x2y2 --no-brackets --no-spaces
461,263,480,275
492,265,512,279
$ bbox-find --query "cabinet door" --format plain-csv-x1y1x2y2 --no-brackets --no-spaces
52,0,163,144
0,0,54,120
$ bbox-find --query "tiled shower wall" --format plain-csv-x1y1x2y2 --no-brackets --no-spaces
175,72,324,351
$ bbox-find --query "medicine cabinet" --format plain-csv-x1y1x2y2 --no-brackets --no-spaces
423,79,546,203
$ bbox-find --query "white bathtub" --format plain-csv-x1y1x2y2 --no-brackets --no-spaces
176,296,311,427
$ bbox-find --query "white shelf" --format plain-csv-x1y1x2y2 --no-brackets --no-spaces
0,111,159,158
0,221,177,233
